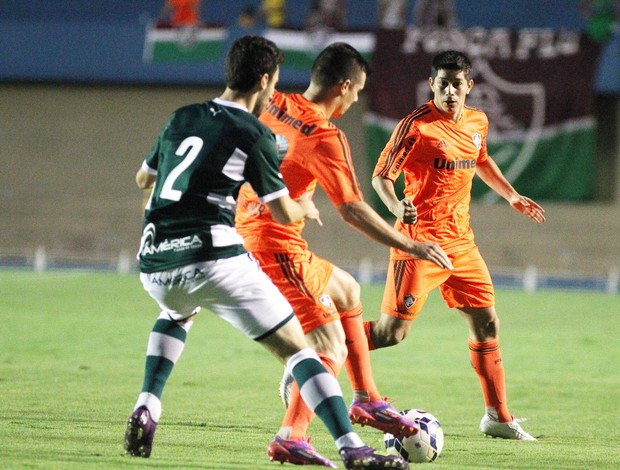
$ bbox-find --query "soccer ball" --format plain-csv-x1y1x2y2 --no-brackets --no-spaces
384,409,444,463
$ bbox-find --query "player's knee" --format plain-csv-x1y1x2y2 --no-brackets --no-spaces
478,312,500,339
317,341,348,366
336,349,348,367
374,323,409,348
308,330,348,366
462,307,500,341
336,281,361,311
329,268,361,311
333,339,349,366
483,318,499,338
386,328,409,346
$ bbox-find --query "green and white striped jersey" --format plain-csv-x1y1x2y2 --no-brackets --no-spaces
138,98,288,273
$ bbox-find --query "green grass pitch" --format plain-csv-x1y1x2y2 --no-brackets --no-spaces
0,271,619,469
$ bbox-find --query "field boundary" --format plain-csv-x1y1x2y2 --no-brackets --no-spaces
1,248,617,294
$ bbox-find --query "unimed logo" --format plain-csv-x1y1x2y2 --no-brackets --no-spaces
265,101,317,136
433,158,476,170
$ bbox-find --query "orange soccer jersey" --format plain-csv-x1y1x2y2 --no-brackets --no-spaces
168,0,200,26
236,91,364,254
374,100,489,257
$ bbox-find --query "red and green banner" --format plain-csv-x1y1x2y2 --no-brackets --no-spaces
366,28,602,202
142,26,375,68
262,28,375,70
143,25,227,62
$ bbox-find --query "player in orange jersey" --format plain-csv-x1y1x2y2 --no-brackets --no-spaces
156,0,202,28
367,50,545,441
236,43,453,465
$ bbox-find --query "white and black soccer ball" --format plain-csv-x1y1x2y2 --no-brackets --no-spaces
384,409,444,463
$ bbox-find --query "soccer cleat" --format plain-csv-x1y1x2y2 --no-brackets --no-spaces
340,445,410,470
480,413,537,441
124,406,157,457
267,435,336,468
349,400,419,437
278,366,294,408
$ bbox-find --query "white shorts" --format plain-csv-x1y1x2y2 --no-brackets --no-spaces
140,253,295,340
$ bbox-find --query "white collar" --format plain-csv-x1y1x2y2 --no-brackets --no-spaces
213,97,248,113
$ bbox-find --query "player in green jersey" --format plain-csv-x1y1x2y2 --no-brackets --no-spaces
124,35,409,470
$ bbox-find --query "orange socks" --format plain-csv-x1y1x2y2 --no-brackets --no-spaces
341,305,381,402
469,338,512,422
282,353,340,439
281,305,383,439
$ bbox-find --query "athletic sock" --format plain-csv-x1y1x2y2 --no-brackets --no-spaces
134,313,193,422
341,305,381,401
281,353,340,439
286,348,363,450
469,338,512,422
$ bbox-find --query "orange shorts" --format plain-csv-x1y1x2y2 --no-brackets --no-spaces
381,245,494,321
250,250,339,334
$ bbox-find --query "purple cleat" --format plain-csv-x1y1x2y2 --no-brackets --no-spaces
340,445,410,470
124,406,157,458
349,399,418,437
267,435,336,467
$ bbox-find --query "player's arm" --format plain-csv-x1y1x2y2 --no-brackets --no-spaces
371,175,417,224
136,167,156,190
476,157,545,223
336,200,452,270
267,193,322,226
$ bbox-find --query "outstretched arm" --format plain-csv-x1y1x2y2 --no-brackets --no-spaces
337,200,452,270
476,157,546,223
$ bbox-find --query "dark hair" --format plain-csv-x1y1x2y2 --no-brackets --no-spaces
431,50,472,80
310,42,370,89
225,36,284,92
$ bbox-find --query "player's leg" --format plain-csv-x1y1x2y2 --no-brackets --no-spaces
125,270,202,457
257,251,349,439
212,254,409,469
261,315,409,469
326,266,380,400
125,312,196,457
445,248,535,440
327,265,418,437
365,312,414,349
458,306,535,440
458,305,507,417
279,321,345,442
364,258,445,349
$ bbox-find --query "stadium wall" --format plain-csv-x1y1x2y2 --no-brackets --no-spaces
1,83,618,278
1,1,619,93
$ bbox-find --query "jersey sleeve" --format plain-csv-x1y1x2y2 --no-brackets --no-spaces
309,130,363,206
144,113,177,172
244,130,289,203
372,117,418,182
144,134,161,172
141,160,157,174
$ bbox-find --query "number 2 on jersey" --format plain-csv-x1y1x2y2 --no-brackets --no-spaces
160,136,203,201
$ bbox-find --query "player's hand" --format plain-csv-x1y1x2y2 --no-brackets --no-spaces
297,193,323,226
510,196,545,223
393,198,417,224
407,241,453,270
